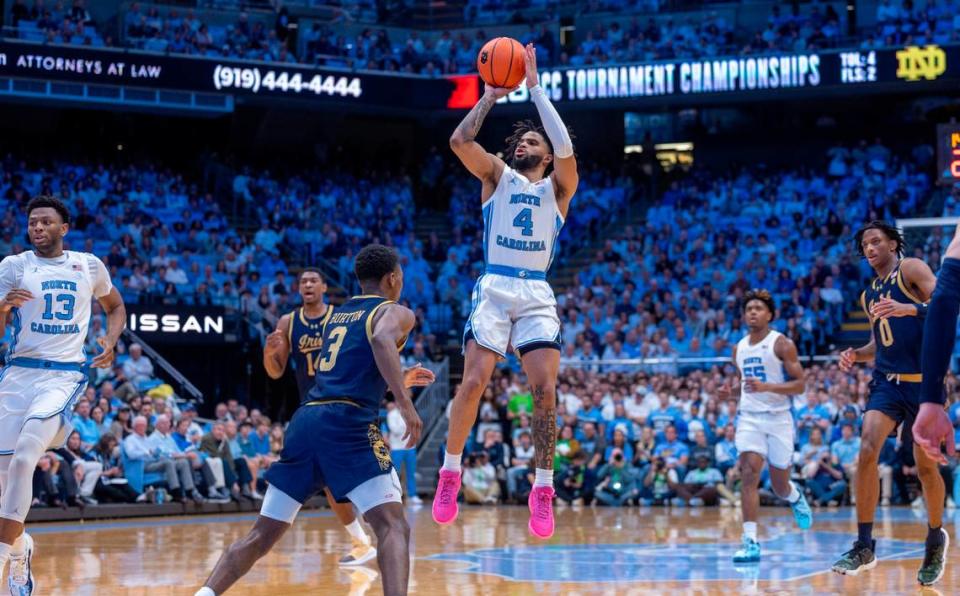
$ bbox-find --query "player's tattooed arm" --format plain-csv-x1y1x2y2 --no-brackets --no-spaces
449,87,508,186
457,92,496,143
532,385,557,469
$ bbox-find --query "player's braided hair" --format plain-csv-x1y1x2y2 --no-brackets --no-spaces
854,220,905,257
26,195,71,224
504,119,576,174
742,288,776,319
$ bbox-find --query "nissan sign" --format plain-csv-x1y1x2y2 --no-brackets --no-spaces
126,305,233,344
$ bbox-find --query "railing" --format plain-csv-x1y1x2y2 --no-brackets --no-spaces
559,354,841,375
122,328,205,403
414,357,449,449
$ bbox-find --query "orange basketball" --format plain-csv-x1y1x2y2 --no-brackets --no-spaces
477,37,526,89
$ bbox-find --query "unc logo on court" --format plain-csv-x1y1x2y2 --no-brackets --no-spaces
896,45,946,81
425,532,925,583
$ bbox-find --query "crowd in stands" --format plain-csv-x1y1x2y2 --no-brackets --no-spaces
7,0,105,46
121,3,296,63
5,0,960,76
453,365,960,509
866,0,960,48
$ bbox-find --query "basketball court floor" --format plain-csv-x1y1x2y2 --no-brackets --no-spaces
24,505,960,594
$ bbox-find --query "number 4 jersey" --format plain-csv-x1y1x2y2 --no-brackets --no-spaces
0,250,112,364
735,329,791,414
461,165,565,358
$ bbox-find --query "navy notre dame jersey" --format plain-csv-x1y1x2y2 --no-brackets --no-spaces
305,295,406,409
861,262,924,375
288,306,333,397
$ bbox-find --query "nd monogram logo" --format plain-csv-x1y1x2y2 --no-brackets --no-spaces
896,45,946,81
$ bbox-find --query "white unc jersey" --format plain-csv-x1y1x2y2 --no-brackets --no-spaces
483,165,564,274
0,251,113,364
735,330,791,413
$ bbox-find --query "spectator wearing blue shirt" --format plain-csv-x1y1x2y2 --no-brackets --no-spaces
830,423,861,504
653,425,690,476
801,428,847,506
715,424,738,476
684,402,713,444
604,427,635,464
576,397,605,438
796,392,831,445
648,392,683,436
605,404,634,442
252,421,273,458
72,399,101,450
830,405,862,442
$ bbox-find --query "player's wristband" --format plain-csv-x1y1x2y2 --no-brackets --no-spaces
915,302,928,318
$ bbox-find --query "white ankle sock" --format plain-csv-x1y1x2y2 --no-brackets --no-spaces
345,519,369,544
534,468,554,488
743,521,758,542
442,452,462,472
786,482,801,504
195,587,216,596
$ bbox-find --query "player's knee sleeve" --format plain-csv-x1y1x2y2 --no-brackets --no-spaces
921,257,960,404
0,432,50,523
260,485,301,525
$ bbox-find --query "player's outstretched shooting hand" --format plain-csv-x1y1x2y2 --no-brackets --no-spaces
524,43,539,88
870,297,914,319
399,400,422,449
483,83,518,100
838,348,856,372
403,363,436,388
0,289,33,313
913,402,956,465
92,335,116,369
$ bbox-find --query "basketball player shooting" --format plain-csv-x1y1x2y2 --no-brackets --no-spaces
432,43,578,539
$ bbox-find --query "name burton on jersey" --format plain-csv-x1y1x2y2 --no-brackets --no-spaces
328,310,366,325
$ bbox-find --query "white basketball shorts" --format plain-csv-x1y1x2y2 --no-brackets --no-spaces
734,409,796,470
0,365,88,454
462,272,561,358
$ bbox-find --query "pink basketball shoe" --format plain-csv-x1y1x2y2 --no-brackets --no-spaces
431,469,462,525
528,485,556,539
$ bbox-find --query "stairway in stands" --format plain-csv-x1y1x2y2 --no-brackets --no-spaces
837,308,870,350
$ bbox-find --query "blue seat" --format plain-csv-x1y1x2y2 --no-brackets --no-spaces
121,448,166,494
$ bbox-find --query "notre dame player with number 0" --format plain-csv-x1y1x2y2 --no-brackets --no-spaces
832,221,949,587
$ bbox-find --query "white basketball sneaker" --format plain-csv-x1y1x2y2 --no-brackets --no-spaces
8,532,35,596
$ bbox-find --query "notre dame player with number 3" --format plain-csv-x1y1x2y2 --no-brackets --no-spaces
832,221,949,586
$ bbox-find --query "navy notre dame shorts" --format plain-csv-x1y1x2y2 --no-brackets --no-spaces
865,370,920,435
264,401,394,503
